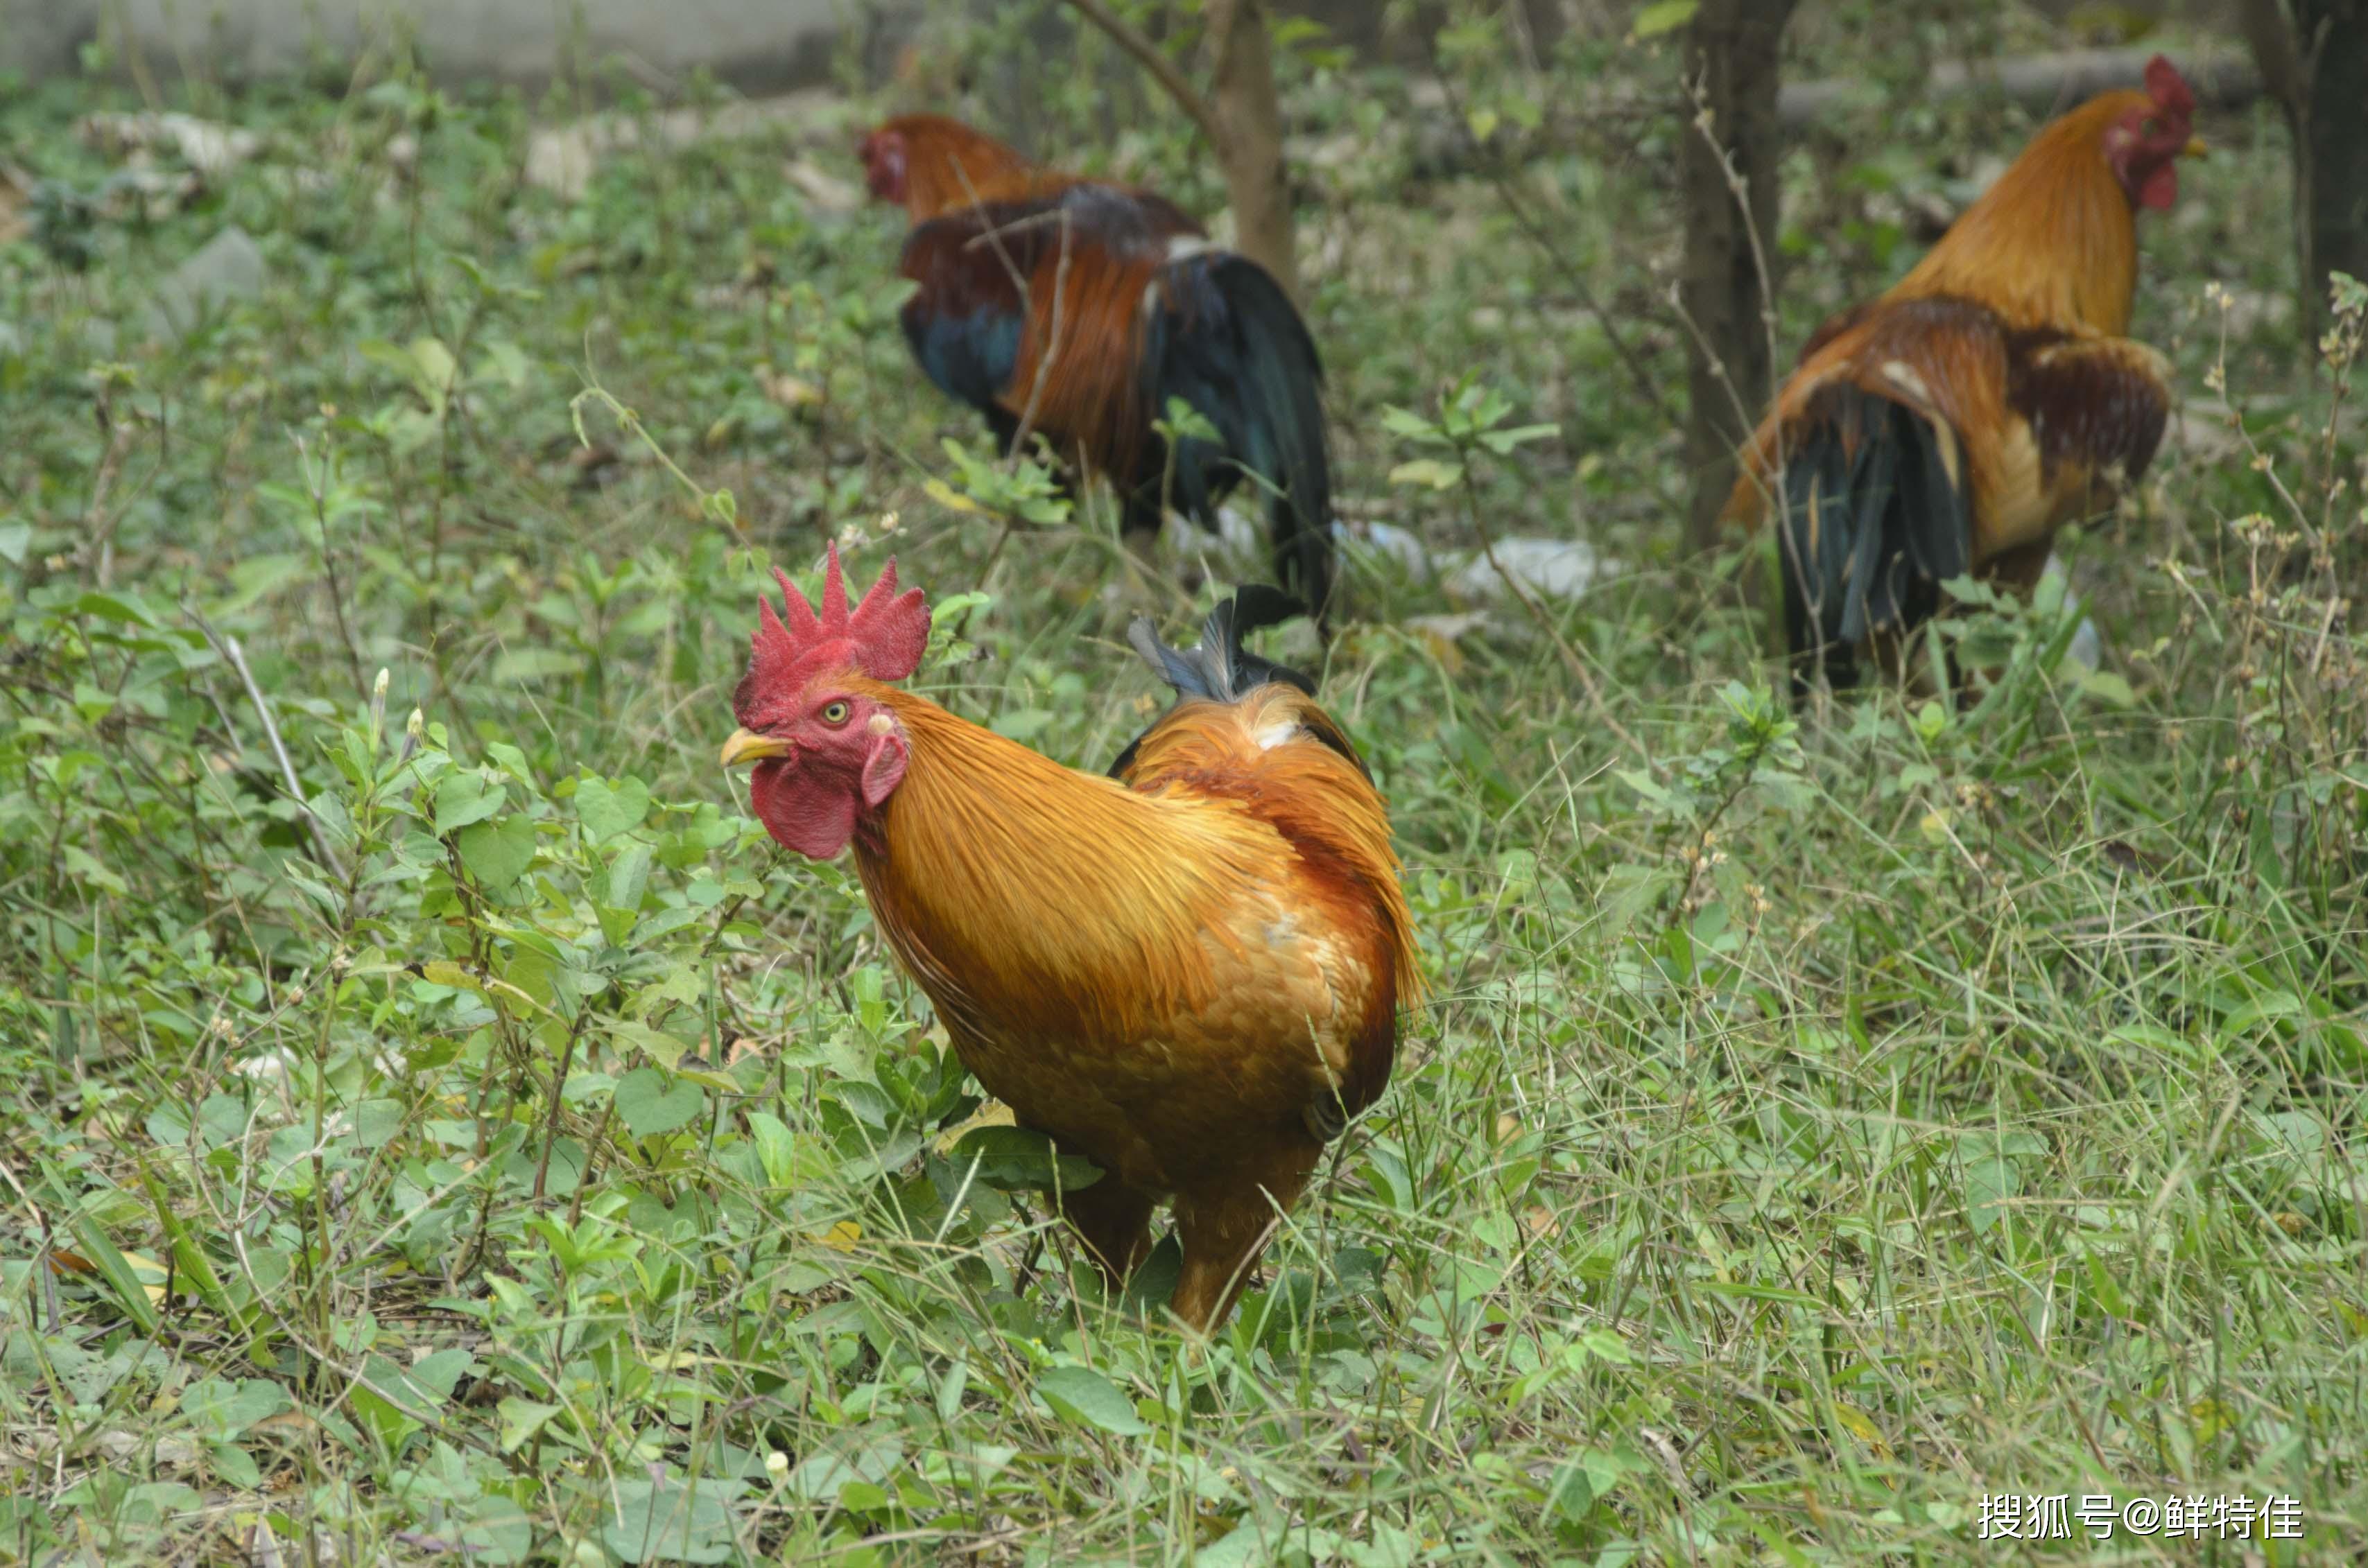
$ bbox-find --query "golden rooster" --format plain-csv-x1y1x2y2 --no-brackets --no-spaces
1725,55,2205,694
721,550,1419,1331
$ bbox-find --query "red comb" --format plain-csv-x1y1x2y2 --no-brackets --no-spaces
745,543,930,697
2144,55,2195,117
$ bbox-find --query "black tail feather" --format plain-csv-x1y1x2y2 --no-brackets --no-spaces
1777,387,1969,700
1107,586,1322,778
1143,254,1336,625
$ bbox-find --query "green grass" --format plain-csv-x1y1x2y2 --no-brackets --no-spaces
2,6,2365,1563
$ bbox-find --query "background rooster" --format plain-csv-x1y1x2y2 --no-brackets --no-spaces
1725,56,2204,695
859,114,1336,620
721,550,1418,1330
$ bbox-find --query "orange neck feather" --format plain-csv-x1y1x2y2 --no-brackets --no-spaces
1891,90,2149,334
850,686,1274,1041
887,116,1067,222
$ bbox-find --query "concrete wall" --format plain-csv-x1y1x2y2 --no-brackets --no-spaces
1,0,848,94
0,1,2252,98
1,0,1444,96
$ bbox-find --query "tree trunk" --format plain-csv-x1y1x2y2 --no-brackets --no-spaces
2293,1,2368,336
1680,0,1799,552
1205,0,1299,299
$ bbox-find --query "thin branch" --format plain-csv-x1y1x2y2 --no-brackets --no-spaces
1453,467,1652,772
944,158,1073,467
1060,0,1222,152
188,607,348,882
1428,61,1675,424
1006,211,1074,462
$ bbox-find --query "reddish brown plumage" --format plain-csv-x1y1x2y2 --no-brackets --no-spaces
859,114,1338,615
727,551,1417,1330
860,114,1062,220
1725,58,2198,688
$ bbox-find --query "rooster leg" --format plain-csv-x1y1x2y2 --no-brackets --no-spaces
1168,1141,1323,1334
1057,1176,1155,1292
1984,538,2055,595
984,405,1023,455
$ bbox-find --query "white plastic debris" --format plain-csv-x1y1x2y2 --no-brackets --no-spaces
78,112,261,177
1449,536,1612,602
2042,552,2105,671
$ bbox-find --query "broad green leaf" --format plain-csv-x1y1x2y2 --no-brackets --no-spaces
1035,1365,1148,1436
604,1476,736,1565
455,815,536,890
1475,421,1559,453
74,589,162,628
409,336,458,398
481,740,539,790
947,1125,1103,1192
349,1348,472,1454
180,1377,289,1440
1388,458,1464,490
612,1020,691,1072
745,1112,819,1188
1964,1156,2016,1232
433,770,504,835
2079,668,2137,706
614,1067,705,1139
577,774,650,845
420,960,478,992
606,842,654,910
1632,0,1698,38
498,1397,562,1453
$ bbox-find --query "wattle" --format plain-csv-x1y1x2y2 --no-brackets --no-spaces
751,761,861,860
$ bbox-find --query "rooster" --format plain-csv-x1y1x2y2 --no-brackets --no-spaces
860,114,1336,620
721,548,1419,1330
1725,56,2204,695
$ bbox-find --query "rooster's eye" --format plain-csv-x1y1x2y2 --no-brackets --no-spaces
2142,117,2161,137
820,701,852,726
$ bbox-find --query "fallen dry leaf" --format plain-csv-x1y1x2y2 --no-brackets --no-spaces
931,1099,1017,1156
97,1429,200,1467
758,367,824,412
0,164,30,246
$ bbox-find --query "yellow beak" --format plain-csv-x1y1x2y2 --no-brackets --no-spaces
2183,135,2209,160
720,729,791,767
